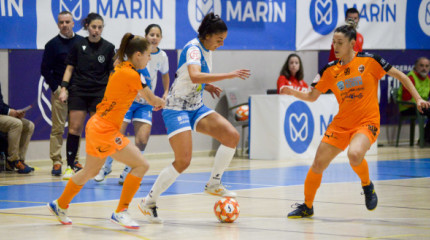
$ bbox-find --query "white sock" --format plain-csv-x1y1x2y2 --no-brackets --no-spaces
207,145,236,186
145,164,180,205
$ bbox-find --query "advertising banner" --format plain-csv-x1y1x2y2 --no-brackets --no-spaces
0,0,176,49
8,49,177,140
297,0,407,50
165,0,295,50
1,1,428,50
318,49,430,125
0,0,37,49
406,0,430,49
249,95,378,160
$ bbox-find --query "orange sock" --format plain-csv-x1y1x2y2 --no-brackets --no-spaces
351,158,371,186
57,179,83,209
304,168,322,209
116,173,142,213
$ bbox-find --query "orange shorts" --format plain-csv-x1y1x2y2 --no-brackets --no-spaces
322,123,379,150
85,115,130,158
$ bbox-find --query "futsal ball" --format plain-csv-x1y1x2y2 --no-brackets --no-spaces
214,197,240,223
235,105,249,121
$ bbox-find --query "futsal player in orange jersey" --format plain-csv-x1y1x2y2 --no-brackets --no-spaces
47,33,165,229
283,24,430,218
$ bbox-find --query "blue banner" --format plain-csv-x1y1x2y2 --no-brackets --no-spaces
0,0,37,49
8,49,177,140
406,0,430,49
176,0,296,50
318,49,430,125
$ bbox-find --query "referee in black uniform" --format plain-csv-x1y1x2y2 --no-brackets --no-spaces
59,12,115,180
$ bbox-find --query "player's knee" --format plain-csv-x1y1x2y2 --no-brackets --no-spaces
222,128,240,147
174,158,191,173
311,158,328,173
347,149,363,166
135,141,147,151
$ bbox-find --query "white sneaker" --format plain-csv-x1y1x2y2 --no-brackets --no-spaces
62,166,74,180
205,183,237,198
94,167,112,182
47,200,72,225
138,198,163,224
110,209,139,229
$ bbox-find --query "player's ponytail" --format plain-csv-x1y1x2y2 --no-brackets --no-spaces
114,33,150,62
198,12,227,40
334,23,357,41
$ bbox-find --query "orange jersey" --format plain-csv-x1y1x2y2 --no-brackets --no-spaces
95,61,146,128
313,52,392,130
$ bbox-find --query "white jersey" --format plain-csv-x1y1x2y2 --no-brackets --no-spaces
165,38,212,110
147,48,169,93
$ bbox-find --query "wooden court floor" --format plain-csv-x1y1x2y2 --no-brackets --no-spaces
0,146,430,240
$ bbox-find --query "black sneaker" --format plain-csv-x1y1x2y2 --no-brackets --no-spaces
287,203,314,218
362,181,378,211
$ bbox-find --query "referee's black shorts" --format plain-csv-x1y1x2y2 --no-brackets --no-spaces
68,95,103,113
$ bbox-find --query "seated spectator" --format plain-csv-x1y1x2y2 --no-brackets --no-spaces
0,82,34,173
397,57,430,143
277,53,308,94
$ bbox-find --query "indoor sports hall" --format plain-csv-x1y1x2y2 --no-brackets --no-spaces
1,1,430,239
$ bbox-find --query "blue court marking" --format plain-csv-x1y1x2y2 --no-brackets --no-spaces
0,158,429,210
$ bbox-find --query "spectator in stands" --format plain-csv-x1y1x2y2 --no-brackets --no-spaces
277,53,308,94
59,13,115,180
328,8,363,62
397,57,430,143
0,82,34,174
41,11,84,176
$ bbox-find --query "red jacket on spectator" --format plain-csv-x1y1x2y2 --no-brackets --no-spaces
277,75,309,94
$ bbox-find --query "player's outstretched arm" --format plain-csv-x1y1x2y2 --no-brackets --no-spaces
387,67,430,113
138,87,165,111
281,86,321,102
188,65,250,84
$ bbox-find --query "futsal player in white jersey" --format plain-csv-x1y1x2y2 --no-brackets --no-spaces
94,24,171,184
137,13,250,223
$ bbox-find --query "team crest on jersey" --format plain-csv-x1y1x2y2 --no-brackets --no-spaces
82,45,87,51
358,65,365,73
115,137,123,146
337,81,345,91
98,55,105,63
189,49,200,60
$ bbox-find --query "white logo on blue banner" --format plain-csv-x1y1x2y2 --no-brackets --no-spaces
419,0,430,36
51,0,90,32
284,101,314,154
310,0,338,35
188,0,222,33
37,76,68,127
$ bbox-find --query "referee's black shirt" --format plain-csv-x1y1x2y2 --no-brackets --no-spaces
66,37,115,97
